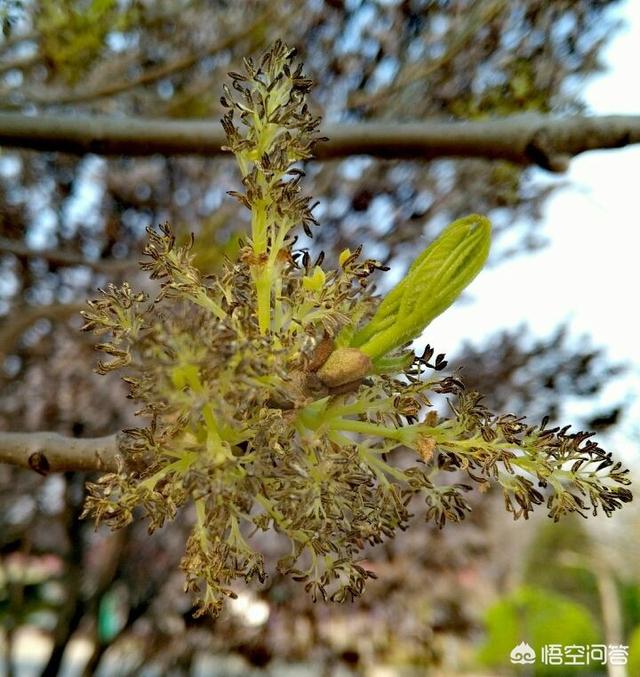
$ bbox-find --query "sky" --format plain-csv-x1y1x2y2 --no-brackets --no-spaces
421,0,640,459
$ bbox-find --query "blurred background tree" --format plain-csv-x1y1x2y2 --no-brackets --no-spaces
0,1,637,675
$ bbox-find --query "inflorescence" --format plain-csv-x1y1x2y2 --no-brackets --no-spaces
81,41,632,616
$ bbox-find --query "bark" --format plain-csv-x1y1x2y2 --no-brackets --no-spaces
0,113,639,171
0,431,120,473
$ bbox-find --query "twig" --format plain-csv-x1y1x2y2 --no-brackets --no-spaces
349,0,507,108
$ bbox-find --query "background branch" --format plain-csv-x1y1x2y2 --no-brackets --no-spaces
0,51,39,76
0,237,138,272
21,5,278,105
348,0,508,108
0,30,37,55
0,431,119,473
1,113,639,170
0,302,85,361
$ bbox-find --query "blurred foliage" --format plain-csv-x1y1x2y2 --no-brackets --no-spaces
628,624,640,676
523,517,601,621
37,0,139,83
478,586,600,674
0,0,623,269
621,584,640,637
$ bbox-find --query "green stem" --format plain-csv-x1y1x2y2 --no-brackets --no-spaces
255,268,271,334
255,494,309,543
359,445,409,483
140,452,197,491
193,290,226,320
328,418,404,440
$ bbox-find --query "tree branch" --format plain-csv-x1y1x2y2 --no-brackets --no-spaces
348,0,507,108
18,5,278,105
0,431,120,473
0,113,639,169
0,31,37,55
0,237,138,272
0,302,85,360
0,51,39,76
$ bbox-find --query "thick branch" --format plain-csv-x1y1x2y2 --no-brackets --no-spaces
0,113,639,169
0,431,119,473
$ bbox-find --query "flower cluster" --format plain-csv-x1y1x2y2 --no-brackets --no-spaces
81,41,631,616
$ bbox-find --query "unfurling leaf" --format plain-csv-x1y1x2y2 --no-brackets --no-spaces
351,214,491,360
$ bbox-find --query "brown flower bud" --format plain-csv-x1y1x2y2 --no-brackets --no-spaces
316,347,372,388
416,435,436,463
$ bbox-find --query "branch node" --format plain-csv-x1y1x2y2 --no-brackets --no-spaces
28,451,50,475
525,130,569,173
